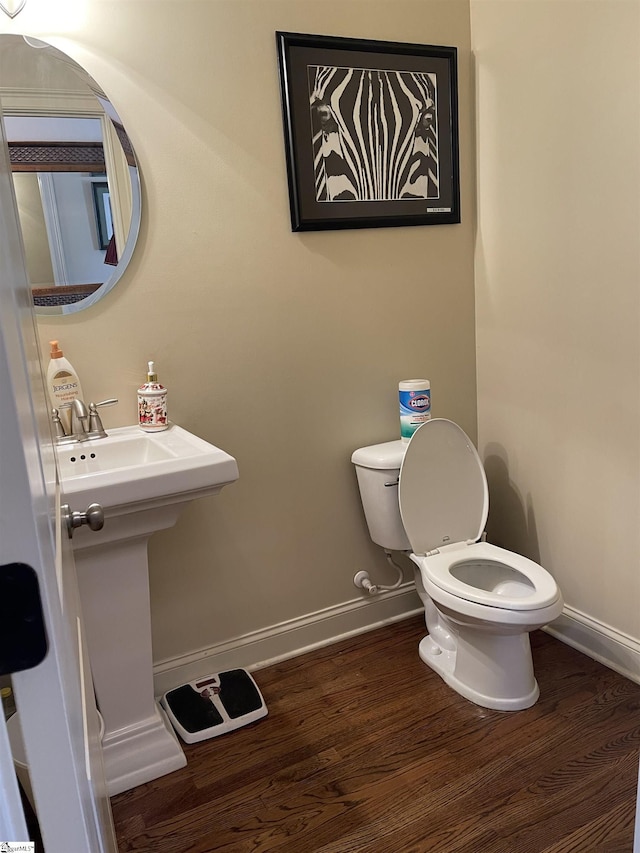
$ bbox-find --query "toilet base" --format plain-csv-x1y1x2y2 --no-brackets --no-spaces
418,633,540,712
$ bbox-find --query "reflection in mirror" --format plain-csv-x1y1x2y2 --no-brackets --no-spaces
0,35,141,315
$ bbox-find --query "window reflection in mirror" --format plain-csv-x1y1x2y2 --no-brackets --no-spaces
0,35,141,315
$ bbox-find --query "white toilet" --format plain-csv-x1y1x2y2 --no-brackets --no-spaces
351,418,563,711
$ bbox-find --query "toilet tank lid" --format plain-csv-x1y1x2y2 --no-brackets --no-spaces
351,439,407,470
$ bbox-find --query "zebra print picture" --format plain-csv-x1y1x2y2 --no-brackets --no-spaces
277,32,460,232
309,65,439,204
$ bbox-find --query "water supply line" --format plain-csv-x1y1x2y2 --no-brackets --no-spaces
353,550,405,595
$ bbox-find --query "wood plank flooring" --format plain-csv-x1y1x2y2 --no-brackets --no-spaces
112,615,640,852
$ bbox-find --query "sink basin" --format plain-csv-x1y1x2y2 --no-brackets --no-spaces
57,423,239,509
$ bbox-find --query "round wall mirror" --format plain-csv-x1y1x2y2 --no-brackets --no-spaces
0,35,141,315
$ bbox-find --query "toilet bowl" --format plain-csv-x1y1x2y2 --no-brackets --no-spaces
351,419,563,711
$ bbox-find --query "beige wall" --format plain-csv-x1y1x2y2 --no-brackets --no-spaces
472,1,640,641
2,2,475,664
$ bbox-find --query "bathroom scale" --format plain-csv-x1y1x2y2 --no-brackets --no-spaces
161,668,268,744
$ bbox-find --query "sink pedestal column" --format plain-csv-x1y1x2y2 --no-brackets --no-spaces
58,424,239,796
72,502,188,796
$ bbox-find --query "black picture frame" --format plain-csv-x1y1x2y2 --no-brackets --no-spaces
276,31,460,233
91,180,113,249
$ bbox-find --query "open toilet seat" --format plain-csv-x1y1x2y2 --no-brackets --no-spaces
399,419,561,619
411,546,562,630
415,541,559,611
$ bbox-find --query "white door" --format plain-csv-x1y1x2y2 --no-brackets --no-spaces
0,96,117,851
635,762,640,852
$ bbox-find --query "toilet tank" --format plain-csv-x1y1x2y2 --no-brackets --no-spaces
351,439,411,551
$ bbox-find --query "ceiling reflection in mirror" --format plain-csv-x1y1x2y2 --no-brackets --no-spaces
0,35,141,315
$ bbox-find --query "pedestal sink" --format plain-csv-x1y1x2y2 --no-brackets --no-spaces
57,424,239,795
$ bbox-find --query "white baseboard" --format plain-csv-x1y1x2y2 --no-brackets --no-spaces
154,595,640,699
544,605,640,685
153,583,423,697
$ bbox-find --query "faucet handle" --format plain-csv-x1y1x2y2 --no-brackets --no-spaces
51,407,67,439
87,398,118,439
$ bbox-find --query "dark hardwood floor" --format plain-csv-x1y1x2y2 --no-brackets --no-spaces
112,615,640,852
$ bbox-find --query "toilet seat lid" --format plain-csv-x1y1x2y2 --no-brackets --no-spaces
398,419,488,555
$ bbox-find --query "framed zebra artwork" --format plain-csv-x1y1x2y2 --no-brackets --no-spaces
276,31,460,232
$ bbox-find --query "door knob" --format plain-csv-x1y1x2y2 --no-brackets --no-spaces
62,503,105,539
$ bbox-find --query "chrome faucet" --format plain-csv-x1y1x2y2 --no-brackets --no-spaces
52,397,118,444
69,398,90,437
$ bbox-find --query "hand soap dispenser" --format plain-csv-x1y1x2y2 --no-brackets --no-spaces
138,361,168,432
